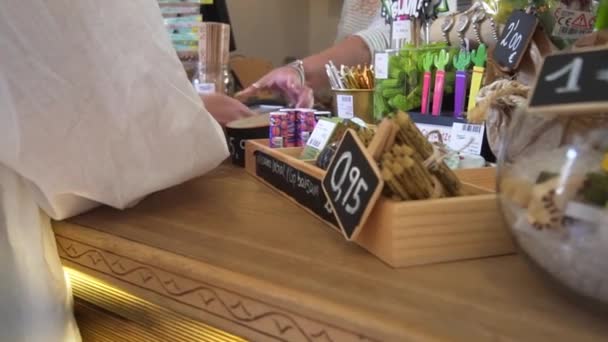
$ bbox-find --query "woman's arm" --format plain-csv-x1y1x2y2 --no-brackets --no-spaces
303,11,390,89
236,7,390,106
301,35,373,89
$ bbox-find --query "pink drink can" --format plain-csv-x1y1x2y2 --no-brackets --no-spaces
296,109,316,147
280,109,298,147
269,112,286,148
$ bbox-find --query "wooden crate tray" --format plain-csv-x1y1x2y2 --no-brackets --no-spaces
245,139,514,268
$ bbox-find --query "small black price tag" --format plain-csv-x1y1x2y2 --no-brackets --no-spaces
322,130,383,241
493,10,539,72
528,47,608,115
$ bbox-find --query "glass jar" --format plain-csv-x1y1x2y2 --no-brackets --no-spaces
497,108,608,307
192,63,232,95
194,22,232,95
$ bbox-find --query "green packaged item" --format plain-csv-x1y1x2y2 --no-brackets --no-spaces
373,43,452,121
300,117,371,160
299,118,342,160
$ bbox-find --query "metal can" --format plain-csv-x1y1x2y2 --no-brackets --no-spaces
283,110,298,147
269,112,286,148
296,109,316,147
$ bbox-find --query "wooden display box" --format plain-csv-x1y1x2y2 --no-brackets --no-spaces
245,139,514,268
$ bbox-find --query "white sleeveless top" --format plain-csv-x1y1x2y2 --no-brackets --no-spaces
335,0,390,54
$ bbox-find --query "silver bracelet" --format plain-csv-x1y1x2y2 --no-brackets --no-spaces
287,59,306,86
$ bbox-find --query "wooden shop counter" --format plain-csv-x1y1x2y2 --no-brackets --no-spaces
54,163,608,341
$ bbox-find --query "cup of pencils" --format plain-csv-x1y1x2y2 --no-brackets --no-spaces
326,61,376,123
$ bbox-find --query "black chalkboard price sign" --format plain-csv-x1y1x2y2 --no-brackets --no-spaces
493,10,539,72
254,151,340,229
528,47,608,115
322,130,383,241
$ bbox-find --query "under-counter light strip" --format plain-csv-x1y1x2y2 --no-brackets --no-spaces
65,267,246,342
75,300,156,342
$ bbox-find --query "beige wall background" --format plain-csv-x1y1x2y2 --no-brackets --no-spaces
307,0,342,56
226,0,343,66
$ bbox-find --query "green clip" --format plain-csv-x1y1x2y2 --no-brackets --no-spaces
453,50,471,71
422,52,435,72
433,49,450,71
471,44,487,68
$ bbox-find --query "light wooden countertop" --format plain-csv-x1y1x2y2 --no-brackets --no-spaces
54,164,608,341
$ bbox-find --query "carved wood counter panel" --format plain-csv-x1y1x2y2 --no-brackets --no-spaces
54,164,608,341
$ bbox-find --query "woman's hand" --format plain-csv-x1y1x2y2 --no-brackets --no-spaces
201,93,256,126
235,66,314,108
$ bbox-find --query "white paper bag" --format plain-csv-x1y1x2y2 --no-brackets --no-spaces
0,0,228,340
0,0,229,220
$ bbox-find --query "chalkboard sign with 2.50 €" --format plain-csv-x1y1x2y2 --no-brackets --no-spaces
322,130,383,241
528,47,608,114
493,10,538,72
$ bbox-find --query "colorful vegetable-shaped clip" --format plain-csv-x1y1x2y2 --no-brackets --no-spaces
467,44,487,111
453,49,471,118
421,52,435,114
431,50,450,116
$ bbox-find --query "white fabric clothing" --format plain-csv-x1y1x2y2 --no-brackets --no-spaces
336,0,390,53
0,0,228,221
0,0,229,341
0,165,81,342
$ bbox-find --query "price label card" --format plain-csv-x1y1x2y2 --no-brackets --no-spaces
392,19,412,41
374,52,389,79
449,123,485,156
337,94,354,119
306,119,337,151
415,123,453,144
493,10,538,72
528,47,608,115
552,7,595,39
322,130,383,240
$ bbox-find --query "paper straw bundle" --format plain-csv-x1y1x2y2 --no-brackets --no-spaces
196,22,231,93
199,22,230,70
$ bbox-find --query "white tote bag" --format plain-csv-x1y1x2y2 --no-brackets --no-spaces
0,0,229,340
